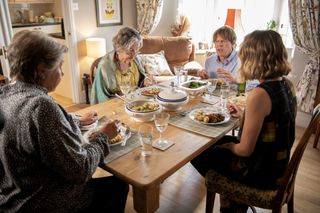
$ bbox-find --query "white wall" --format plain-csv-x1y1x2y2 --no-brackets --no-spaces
73,0,136,52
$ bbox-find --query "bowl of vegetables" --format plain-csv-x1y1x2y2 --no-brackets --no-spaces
125,100,161,122
179,80,208,98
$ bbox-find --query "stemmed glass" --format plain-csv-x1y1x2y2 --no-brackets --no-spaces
154,112,170,148
119,80,135,100
138,124,154,157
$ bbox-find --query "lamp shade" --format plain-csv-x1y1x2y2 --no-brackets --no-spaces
86,37,106,58
225,9,245,44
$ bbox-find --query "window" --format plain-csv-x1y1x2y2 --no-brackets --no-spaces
178,0,293,48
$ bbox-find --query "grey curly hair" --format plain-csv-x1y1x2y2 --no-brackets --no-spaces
7,30,68,84
112,27,142,52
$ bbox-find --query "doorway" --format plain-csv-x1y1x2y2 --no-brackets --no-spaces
0,0,81,104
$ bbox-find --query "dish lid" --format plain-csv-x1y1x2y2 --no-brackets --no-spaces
157,83,188,102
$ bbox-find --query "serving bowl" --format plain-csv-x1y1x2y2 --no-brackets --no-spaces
156,87,189,111
125,100,161,122
179,80,208,97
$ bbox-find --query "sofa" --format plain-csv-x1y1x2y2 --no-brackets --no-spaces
139,36,195,74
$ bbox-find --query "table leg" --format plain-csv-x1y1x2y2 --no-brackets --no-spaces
132,184,160,213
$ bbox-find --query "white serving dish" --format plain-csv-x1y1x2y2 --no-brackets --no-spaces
179,80,208,97
125,100,161,122
156,86,189,111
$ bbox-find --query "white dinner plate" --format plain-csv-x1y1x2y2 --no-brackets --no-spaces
188,107,230,125
137,86,162,97
83,122,131,146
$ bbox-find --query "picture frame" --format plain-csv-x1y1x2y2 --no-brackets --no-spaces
95,0,123,27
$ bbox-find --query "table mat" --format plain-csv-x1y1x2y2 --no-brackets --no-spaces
169,103,238,138
82,126,140,164
104,131,140,164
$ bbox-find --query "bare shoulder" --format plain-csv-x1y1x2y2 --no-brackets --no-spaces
246,87,272,115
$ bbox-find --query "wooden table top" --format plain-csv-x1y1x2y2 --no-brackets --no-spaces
76,97,237,189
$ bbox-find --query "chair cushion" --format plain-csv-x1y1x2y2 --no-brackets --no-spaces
137,50,173,76
205,169,278,209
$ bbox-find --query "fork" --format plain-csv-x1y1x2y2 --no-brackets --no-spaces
121,127,131,146
179,108,194,116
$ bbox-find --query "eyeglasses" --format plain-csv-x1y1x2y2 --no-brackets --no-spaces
214,40,229,45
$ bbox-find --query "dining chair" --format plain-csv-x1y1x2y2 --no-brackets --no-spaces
90,56,102,84
204,107,320,213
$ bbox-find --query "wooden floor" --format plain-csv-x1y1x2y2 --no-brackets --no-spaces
49,92,89,112
93,127,320,213
58,96,320,213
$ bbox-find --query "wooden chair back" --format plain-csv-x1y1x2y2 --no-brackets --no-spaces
273,107,320,210
205,108,320,213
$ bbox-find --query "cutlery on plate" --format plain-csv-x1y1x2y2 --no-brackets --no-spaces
121,127,131,146
115,93,134,108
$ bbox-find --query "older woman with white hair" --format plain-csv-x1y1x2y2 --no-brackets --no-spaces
0,30,129,213
91,27,148,104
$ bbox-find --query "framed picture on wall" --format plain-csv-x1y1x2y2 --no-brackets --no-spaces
95,0,123,27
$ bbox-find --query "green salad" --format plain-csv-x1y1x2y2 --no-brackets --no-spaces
188,81,207,88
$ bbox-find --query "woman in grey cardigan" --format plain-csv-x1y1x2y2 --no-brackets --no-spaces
0,30,128,212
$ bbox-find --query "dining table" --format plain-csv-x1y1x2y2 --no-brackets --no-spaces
76,89,239,213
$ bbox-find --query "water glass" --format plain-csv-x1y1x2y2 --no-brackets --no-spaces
207,79,217,96
138,124,154,157
220,83,230,109
174,66,184,86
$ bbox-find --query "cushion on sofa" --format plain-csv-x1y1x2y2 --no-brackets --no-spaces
140,36,195,73
137,50,173,76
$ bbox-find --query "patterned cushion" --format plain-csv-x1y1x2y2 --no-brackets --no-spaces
205,169,279,209
137,50,173,76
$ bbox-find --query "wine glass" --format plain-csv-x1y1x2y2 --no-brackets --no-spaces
119,74,135,99
138,124,154,157
154,112,170,148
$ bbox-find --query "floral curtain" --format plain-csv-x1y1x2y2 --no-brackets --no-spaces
136,0,164,35
289,0,320,113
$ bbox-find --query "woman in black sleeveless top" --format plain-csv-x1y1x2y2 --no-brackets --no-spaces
191,30,297,212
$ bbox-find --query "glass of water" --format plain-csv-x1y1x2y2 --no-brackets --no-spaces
207,79,217,97
138,124,154,157
174,66,184,86
220,83,230,109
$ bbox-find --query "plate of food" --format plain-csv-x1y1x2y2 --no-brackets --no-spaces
189,107,230,125
139,86,161,97
83,122,131,146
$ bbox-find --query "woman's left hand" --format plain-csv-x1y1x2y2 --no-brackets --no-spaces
80,111,98,126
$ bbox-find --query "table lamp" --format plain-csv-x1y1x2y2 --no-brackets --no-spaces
225,9,245,45
85,37,106,58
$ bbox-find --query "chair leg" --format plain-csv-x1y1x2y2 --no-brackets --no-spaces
287,195,294,213
205,190,216,213
313,122,320,148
